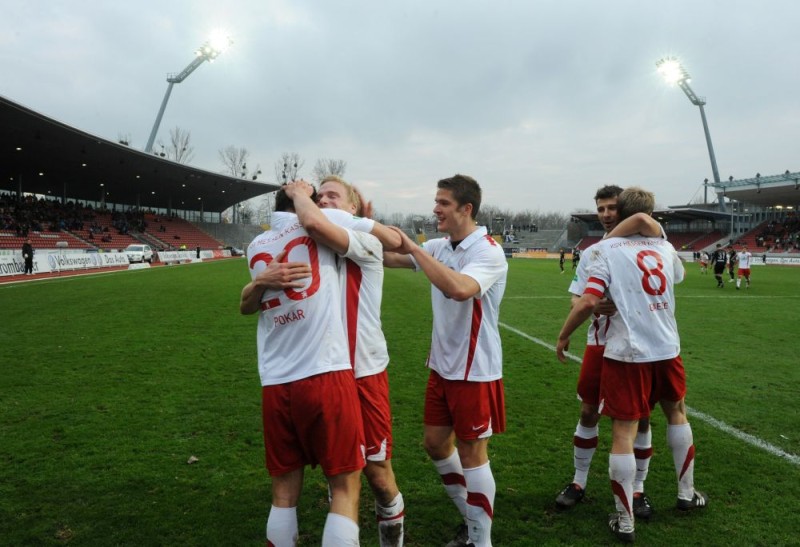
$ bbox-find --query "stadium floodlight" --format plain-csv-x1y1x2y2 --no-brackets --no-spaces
145,32,233,154
656,56,722,201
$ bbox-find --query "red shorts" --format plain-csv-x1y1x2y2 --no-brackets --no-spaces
738,268,751,277
261,370,365,477
600,356,687,420
577,344,604,406
650,355,687,406
424,370,506,441
357,371,393,461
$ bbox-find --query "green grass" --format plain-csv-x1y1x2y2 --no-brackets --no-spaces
1,259,798,545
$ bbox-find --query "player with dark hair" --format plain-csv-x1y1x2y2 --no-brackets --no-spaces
727,245,738,283
240,185,371,546
385,174,508,547
710,244,728,288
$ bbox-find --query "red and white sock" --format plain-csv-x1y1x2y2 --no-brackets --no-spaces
322,512,360,547
609,453,635,526
633,428,653,493
376,492,404,547
433,451,467,518
266,505,298,547
573,423,599,488
667,423,696,500
463,462,496,547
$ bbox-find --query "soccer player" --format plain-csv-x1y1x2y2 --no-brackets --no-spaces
572,248,581,270
698,251,708,274
736,245,753,289
384,174,508,547
284,178,407,547
240,186,369,547
559,248,566,273
727,245,738,282
710,244,728,288
555,185,659,522
556,187,707,543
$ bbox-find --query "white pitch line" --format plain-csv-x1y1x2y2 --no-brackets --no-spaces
499,321,800,466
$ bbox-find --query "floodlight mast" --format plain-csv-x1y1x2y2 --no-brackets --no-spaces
656,57,722,193
145,39,231,153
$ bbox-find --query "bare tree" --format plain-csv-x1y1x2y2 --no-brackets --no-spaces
312,158,347,182
219,146,263,223
158,127,195,164
274,152,304,184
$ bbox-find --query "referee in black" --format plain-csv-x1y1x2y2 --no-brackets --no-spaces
710,243,728,288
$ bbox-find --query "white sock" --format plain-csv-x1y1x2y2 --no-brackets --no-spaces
609,453,636,526
573,423,599,488
433,451,467,518
266,505,298,547
633,428,653,493
667,423,696,500
736,278,741,288
376,492,404,547
322,512,360,547
463,462,495,547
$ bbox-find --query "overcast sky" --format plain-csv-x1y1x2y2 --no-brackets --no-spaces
2,1,798,216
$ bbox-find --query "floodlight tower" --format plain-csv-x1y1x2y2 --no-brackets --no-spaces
145,34,232,154
656,57,721,202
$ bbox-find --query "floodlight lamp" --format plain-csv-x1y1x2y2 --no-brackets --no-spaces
208,30,232,53
656,57,688,85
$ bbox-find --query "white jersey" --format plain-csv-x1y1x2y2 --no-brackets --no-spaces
584,236,685,363
738,251,752,269
412,226,508,381
569,242,610,346
245,210,372,386
341,229,390,378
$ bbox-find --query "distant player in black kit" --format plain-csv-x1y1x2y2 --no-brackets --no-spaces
727,245,737,283
710,244,728,288
572,248,580,271
559,249,566,274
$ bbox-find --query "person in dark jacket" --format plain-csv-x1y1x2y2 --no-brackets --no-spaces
21,238,34,275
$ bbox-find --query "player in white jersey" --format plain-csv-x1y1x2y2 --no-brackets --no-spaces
556,187,706,543
736,245,753,289
283,178,406,547
556,185,661,522
385,174,507,547
240,186,370,547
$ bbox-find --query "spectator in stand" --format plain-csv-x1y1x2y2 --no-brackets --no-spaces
21,238,34,275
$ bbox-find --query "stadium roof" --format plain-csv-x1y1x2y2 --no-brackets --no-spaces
0,95,279,214
707,172,800,209
570,207,731,224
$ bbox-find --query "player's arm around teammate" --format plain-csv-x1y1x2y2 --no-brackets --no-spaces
239,249,311,315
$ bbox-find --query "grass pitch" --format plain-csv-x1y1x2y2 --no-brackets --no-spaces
1,258,798,545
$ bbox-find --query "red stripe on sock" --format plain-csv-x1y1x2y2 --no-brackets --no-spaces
574,435,599,449
441,472,466,487
679,445,695,479
634,447,653,459
610,480,632,517
466,491,494,520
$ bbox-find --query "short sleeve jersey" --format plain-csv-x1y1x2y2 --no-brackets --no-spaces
412,226,508,381
245,210,370,386
341,229,390,378
738,251,752,269
569,242,610,346
584,236,685,363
